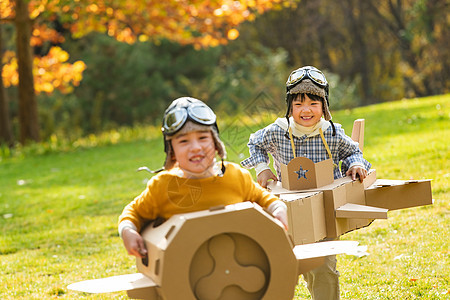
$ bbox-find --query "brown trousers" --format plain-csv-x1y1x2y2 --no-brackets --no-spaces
303,254,340,300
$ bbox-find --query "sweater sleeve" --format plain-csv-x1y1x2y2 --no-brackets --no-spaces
239,166,279,208
118,177,160,232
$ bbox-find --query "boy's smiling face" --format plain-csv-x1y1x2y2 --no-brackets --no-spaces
291,94,323,127
171,130,216,175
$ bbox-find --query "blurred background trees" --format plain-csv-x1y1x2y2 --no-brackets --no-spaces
1,0,449,146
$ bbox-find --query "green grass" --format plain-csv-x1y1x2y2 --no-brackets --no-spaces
1,94,449,299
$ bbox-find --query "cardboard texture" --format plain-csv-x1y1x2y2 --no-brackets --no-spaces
280,157,334,190
293,240,359,259
268,169,377,195
365,179,433,210
293,241,366,274
363,169,377,188
133,203,367,299
272,143,431,242
289,172,378,239
127,286,160,300
69,203,367,300
136,202,299,300
318,177,375,238
271,169,390,242
335,203,388,219
280,192,327,244
67,273,156,294
351,119,365,152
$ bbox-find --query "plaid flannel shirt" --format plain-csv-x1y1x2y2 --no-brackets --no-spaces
240,121,371,180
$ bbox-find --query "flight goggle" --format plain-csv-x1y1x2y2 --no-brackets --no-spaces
286,67,328,89
162,102,217,135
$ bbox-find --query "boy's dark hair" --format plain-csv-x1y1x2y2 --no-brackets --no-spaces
295,93,323,102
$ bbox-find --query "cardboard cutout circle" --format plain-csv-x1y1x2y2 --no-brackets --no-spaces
191,233,269,299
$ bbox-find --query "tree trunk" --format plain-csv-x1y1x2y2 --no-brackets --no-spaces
15,0,40,144
342,0,373,105
0,24,14,147
0,79,13,147
366,0,428,98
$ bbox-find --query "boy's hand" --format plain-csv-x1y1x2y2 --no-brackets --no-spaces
267,200,288,230
122,227,147,258
346,166,368,182
257,169,278,188
272,207,288,230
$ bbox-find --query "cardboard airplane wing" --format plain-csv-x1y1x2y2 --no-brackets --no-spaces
67,273,157,294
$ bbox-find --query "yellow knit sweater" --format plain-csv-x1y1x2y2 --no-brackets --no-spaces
119,162,278,231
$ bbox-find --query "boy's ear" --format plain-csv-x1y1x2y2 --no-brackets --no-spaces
169,141,178,166
213,145,219,155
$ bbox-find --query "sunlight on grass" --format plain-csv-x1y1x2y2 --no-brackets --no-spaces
1,94,449,299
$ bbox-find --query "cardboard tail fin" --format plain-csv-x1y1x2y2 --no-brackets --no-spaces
351,119,365,152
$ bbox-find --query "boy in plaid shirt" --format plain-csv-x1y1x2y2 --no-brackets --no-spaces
241,66,371,300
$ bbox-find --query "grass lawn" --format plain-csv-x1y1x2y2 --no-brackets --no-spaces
1,94,449,299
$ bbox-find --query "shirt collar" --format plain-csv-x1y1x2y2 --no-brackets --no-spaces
275,117,330,138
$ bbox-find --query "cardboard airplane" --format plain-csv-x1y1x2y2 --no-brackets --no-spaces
68,202,366,300
68,119,432,299
269,119,433,245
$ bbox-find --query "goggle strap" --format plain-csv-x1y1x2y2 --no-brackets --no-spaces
329,120,336,136
220,158,226,176
137,166,164,174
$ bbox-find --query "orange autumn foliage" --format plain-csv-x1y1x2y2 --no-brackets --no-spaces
31,24,66,47
1,0,289,92
2,47,86,94
2,0,288,46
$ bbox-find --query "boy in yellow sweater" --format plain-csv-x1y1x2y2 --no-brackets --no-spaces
118,97,288,258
